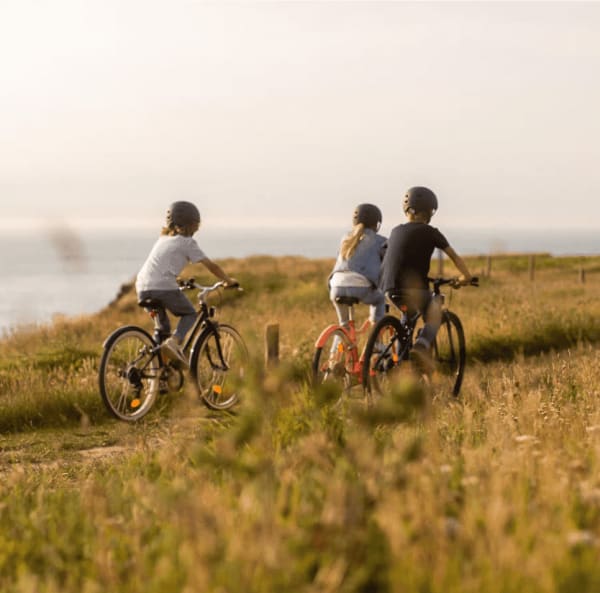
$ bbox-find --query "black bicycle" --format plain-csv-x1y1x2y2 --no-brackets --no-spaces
362,277,478,397
99,280,247,421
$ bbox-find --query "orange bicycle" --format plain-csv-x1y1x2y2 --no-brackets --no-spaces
312,296,373,393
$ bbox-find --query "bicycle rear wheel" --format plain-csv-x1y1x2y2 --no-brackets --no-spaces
99,326,161,421
433,310,466,396
190,324,247,411
312,328,357,390
362,315,406,395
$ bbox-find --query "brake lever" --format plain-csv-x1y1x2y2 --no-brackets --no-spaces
177,277,196,290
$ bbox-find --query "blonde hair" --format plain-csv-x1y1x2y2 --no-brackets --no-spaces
160,223,197,237
340,223,366,260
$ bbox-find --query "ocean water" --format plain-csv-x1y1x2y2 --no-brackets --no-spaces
0,226,598,333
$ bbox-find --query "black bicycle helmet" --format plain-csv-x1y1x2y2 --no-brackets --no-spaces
166,201,201,228
403,187,438,215
352,203,382,229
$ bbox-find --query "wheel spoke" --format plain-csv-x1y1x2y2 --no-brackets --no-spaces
312,329,357,395
191,325,247,410
432,311,466,396
362,316,405,395
99,328,161,421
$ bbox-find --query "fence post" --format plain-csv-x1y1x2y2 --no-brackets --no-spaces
265,323,280,367
579,267,586,284
528,255,536,281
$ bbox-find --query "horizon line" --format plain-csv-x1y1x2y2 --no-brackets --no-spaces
1,217,599,233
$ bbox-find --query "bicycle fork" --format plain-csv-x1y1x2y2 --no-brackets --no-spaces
204,330,230,372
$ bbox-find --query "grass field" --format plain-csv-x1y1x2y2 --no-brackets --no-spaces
0,254,599,592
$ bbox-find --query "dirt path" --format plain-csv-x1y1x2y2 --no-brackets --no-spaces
0,402,223,472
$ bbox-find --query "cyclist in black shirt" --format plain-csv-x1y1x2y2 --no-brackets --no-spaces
380,186,472,369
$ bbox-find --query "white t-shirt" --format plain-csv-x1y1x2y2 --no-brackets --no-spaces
136,235,207,292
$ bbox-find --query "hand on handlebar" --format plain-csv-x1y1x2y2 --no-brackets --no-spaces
451,275,479,288
223,278,242,290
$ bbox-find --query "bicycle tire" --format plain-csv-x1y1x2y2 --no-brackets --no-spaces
433,310,466,396
362,315,406,395
98,326,161,421
190,323,247,411
312,328,357,390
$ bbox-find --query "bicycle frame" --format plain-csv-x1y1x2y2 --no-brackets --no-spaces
181,304,216,358
314,317,372,380
143,281,234,370
365,276,477,391
99,280,244,421
381,280,454,350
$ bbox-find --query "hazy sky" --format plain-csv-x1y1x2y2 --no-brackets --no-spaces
2,1,600,232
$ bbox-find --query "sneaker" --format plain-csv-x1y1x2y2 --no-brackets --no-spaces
411,339,434,375
161,337,189,368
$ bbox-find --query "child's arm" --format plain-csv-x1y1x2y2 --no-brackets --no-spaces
200,258,237,286
443,246,472,284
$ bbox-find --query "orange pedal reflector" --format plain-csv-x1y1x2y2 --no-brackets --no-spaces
337,343,344,352
131,398,141,408
392,354,399,362
212,385,222,394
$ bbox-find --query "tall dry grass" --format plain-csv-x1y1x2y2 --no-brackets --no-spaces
0,254,598,592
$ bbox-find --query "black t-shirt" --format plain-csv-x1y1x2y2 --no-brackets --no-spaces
380,222,449,291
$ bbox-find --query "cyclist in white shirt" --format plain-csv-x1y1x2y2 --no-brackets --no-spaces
136,201,236,366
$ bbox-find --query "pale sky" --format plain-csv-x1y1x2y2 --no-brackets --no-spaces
2,0,600,232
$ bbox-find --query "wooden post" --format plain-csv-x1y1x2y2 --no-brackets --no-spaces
265,323,279,367
528,255,536,281
437,249,444,276
579,267,586,284
486,255,492,278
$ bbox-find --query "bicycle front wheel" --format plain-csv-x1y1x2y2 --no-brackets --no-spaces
312,328,357,390
190,324,247,411
99,326,161,421
433,310,466,396
362,315,405,395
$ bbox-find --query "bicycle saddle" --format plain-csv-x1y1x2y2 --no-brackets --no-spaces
334,296,360,306
138,298,164,311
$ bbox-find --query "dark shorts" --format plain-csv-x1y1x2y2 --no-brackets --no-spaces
386,289,431,315
137,289,195,317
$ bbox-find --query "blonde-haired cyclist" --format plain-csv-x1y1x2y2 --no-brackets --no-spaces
329,203,387,325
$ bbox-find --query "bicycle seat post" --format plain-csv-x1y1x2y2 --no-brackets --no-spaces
347,304,354,324
144,305,169,345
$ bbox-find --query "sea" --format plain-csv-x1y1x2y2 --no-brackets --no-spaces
1,226,598,333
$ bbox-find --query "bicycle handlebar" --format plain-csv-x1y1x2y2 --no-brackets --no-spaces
178,278,243,300
427,276,479,289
